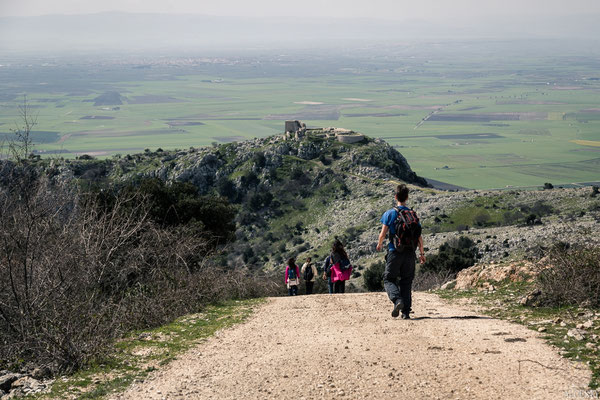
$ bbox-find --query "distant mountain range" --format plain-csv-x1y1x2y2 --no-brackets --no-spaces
1,12,599,53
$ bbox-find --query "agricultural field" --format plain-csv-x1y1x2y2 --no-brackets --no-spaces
1,41,599,189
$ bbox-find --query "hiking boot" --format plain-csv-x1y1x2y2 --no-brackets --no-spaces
391,300,404,318
401,312,410,319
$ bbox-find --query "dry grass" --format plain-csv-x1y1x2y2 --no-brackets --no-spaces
537,245,600,308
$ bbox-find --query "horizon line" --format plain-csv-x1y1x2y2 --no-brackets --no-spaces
2,10,599,20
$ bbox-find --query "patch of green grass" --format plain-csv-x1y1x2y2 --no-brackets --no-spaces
428,194,510,232
33,299,264,400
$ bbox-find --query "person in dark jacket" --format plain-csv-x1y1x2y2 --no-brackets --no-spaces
322,255,334,294
301,257,318,295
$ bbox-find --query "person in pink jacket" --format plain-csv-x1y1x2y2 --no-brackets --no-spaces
284,257,300,296
329,239,352,293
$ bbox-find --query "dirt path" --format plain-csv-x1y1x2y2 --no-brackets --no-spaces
113,292,590,399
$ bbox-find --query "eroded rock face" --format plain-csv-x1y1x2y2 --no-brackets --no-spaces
297,142,321,160
0,372,49,399
455,260,543,290
519,289,542,306
0,373,21,392
173,153,223,193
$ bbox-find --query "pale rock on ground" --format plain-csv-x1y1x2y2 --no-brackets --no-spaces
454,260,542,291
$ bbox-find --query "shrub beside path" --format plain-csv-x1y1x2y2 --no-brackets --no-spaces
112,292,590,400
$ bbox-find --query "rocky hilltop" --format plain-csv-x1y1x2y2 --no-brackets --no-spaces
3,125,600,288
111,126,427,190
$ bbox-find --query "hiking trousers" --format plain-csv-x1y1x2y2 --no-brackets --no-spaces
305,281,314,295
383,249,416,314
333,280,345,294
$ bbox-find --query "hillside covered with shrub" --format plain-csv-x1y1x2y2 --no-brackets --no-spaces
2,126,600,380
0,128,431,376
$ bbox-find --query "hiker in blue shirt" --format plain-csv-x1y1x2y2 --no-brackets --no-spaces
376,184,426,319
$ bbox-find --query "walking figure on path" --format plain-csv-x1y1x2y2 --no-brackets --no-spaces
301,257,317,294
376,184,426,318
285,257,300,296
329,239,352,294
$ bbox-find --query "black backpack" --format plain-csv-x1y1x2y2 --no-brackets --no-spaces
331,251,351,271
303,264,314,281
338,257,351,271
392,207,421,251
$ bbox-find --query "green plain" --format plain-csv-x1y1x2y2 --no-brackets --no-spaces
1,50,599,189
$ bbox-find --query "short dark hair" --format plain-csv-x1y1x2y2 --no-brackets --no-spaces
395,184,409,202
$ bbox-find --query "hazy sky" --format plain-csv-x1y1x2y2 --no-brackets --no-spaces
1,0,599,19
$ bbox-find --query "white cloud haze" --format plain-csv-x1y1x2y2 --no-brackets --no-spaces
1,0,599,19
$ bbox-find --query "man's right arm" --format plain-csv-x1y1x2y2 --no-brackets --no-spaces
376,224,389,252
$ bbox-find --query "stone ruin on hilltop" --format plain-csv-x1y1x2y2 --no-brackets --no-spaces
283,120,365,143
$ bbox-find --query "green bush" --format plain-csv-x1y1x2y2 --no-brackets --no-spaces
290,166,305,180
106,178,237,245
473,211,490,227
502,209,524,225
216,177,238,202
248,190,273,211
531,200,553,216
363,261,385,291
319,153,331,165
240,171,259,188
252,151,266,168
420,236,477,274
519,200,553,224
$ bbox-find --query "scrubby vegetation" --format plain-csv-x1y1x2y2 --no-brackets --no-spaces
536,245,600,308
39,300,261,399
0,164,279,374
91,178,237,245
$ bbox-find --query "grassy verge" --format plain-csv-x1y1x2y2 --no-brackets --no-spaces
435,282,600,389
32,299,264,399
